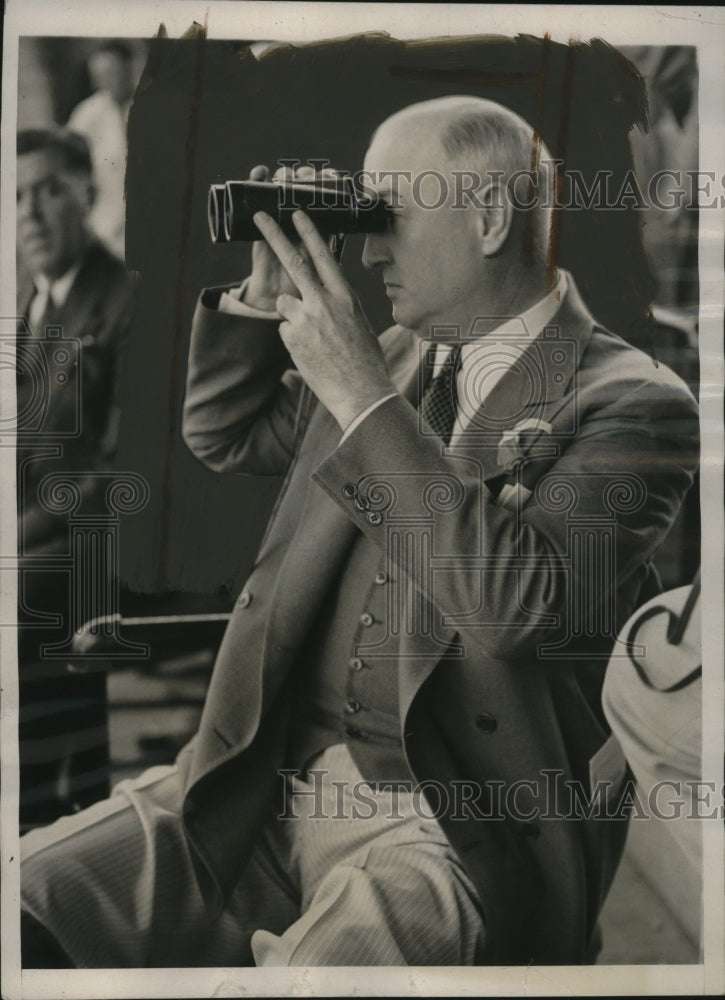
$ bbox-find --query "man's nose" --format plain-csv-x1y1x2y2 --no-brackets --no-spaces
361,230,391,271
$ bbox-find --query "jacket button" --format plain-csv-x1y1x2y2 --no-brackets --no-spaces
367,511,382,526
237,590,252,608
374,571,387,585
349,657,365,671
343,483,357,499
475,712,497,733
345,699,361,714
360,612,374,627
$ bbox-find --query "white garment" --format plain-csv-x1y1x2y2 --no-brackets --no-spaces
68,91,130,259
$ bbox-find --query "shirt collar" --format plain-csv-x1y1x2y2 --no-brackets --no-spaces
34,259,83,309
431,269,567,374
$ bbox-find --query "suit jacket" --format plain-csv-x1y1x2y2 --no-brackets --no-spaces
179,273,699,964
16,240,135,556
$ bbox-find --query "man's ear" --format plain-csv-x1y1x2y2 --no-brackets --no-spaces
475,180,514,258
71,173,96,214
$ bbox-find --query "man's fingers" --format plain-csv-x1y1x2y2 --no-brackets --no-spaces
249,164,269,182
291,211,349,294
276,293,303,318
253,211,320,296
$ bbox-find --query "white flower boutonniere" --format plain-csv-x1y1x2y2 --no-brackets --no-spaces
497,418,553,473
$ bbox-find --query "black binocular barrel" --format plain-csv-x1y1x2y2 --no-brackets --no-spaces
208,184,228,243
208,179,388,242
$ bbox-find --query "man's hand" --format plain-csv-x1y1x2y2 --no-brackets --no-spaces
243,165,306,312
254,208,396,431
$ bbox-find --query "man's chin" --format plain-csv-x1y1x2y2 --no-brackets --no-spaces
390,303,423,334
21,250,55,276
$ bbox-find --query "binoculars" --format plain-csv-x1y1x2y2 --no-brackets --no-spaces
208,177,389,242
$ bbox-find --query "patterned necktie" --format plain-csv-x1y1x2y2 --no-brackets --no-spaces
418,345,462,445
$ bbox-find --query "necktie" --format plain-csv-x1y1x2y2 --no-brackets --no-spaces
418,345,462,445
39,291,61,330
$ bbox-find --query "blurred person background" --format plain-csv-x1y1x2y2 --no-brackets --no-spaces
18,37,148,262
67,41,138,259
15,125,136,824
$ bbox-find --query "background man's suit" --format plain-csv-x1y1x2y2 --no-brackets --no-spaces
17,239,134,822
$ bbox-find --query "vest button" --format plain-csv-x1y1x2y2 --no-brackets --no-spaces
237,590,252,608
342,483,357,499
359,612,374,627
345,699,361,714
475,712,497,733
367,511,382,526
349,657,364,671
374,571,387,585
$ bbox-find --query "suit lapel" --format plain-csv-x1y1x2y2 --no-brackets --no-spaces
397,277,597,722
56,244,105,342
450,276,596,489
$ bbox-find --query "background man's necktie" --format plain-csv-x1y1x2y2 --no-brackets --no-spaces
39,292,61,330
418,345,462,445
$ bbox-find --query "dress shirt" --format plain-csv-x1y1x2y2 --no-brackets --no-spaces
28,261,83,329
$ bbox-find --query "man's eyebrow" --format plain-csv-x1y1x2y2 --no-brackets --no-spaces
19,172,62,190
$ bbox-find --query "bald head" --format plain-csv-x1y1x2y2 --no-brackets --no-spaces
375,95,550,174
369,96,555,263
360,96,557,333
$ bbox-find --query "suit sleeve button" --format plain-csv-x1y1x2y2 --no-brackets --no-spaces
354,496,371,511
475,712,497,733
349,657,365,671
237,590,252,608
345,699,361,714
343,483,357,499
374,571,388,585
367,511,382,526
359,612,374,627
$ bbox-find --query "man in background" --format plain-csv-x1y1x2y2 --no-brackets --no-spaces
67,41,137,259
16,126,134,823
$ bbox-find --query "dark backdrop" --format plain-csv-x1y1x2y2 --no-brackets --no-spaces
119,30,655,597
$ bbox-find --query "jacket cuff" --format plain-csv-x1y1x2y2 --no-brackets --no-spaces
311,394,474,541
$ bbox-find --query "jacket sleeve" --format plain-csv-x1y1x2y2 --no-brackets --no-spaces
182,286,306,476
311,374,699,660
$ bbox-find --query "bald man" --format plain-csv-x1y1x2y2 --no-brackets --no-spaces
21,97,699,968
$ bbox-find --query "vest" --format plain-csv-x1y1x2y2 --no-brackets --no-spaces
288,528,413,785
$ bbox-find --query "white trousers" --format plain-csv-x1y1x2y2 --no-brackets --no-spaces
21,743,485,967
